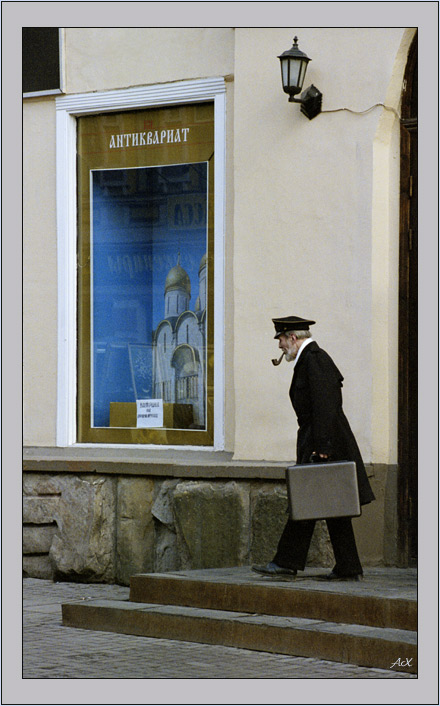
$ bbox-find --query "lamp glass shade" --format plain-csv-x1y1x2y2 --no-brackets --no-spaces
280,56,308,96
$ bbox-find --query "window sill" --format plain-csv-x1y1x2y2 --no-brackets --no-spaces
22,446,288,480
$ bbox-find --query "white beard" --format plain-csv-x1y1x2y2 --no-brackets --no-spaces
284,341,300,362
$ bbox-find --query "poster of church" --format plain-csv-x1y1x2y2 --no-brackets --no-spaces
90,161,209,432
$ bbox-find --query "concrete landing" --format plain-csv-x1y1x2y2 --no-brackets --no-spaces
61,566,417,675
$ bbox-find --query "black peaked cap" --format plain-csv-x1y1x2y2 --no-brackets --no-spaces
272,316,316,338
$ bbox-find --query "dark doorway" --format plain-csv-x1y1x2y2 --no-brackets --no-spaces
398,33,417,566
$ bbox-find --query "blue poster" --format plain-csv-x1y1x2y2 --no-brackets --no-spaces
91,162,208,428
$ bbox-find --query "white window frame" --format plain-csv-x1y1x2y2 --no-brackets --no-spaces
56,78,226,450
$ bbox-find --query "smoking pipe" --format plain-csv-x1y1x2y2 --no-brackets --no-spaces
272,352,285,366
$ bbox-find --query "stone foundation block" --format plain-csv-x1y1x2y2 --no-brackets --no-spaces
115,477,155,585
23,555,54,580
23,524,57,554
173,481,250,569
49,475,116,583
23,497,60,524
23,474,62,496
152,480,181,572
250,483,289,564
152,479,180,528
154,525,179,572
307,521,333,567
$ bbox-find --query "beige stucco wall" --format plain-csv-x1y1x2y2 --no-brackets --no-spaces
231,27,409,463
64,27,235,94
23,27,413,464
23,99,58,446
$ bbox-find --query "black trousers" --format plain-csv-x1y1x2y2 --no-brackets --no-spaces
273,516,363,576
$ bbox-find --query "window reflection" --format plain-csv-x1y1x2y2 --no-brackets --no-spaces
91,163,208,430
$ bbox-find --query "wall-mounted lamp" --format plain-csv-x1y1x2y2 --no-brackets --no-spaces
278,36,322,120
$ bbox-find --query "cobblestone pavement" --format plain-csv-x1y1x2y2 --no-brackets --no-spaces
22,579,416,680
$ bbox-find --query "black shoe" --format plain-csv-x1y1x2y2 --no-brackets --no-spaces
252,562,297,577
319,570,362,581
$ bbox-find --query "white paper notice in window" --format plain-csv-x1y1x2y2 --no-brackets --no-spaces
136,399,164,428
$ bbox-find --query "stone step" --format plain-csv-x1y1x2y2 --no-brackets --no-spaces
61,598,417,674
129,568,417,631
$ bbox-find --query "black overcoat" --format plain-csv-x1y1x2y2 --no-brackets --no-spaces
289,341,375,506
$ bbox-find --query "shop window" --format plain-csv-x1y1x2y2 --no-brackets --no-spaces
56,79,226,448
77,102,215,445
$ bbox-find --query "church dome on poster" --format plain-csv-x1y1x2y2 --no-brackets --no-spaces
165,262,191,296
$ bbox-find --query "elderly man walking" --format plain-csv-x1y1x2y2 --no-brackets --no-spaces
253,315,375,581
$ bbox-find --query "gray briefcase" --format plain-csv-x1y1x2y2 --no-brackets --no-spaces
286,461,361,521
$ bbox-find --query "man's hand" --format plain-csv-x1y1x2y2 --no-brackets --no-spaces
312,451,329,459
